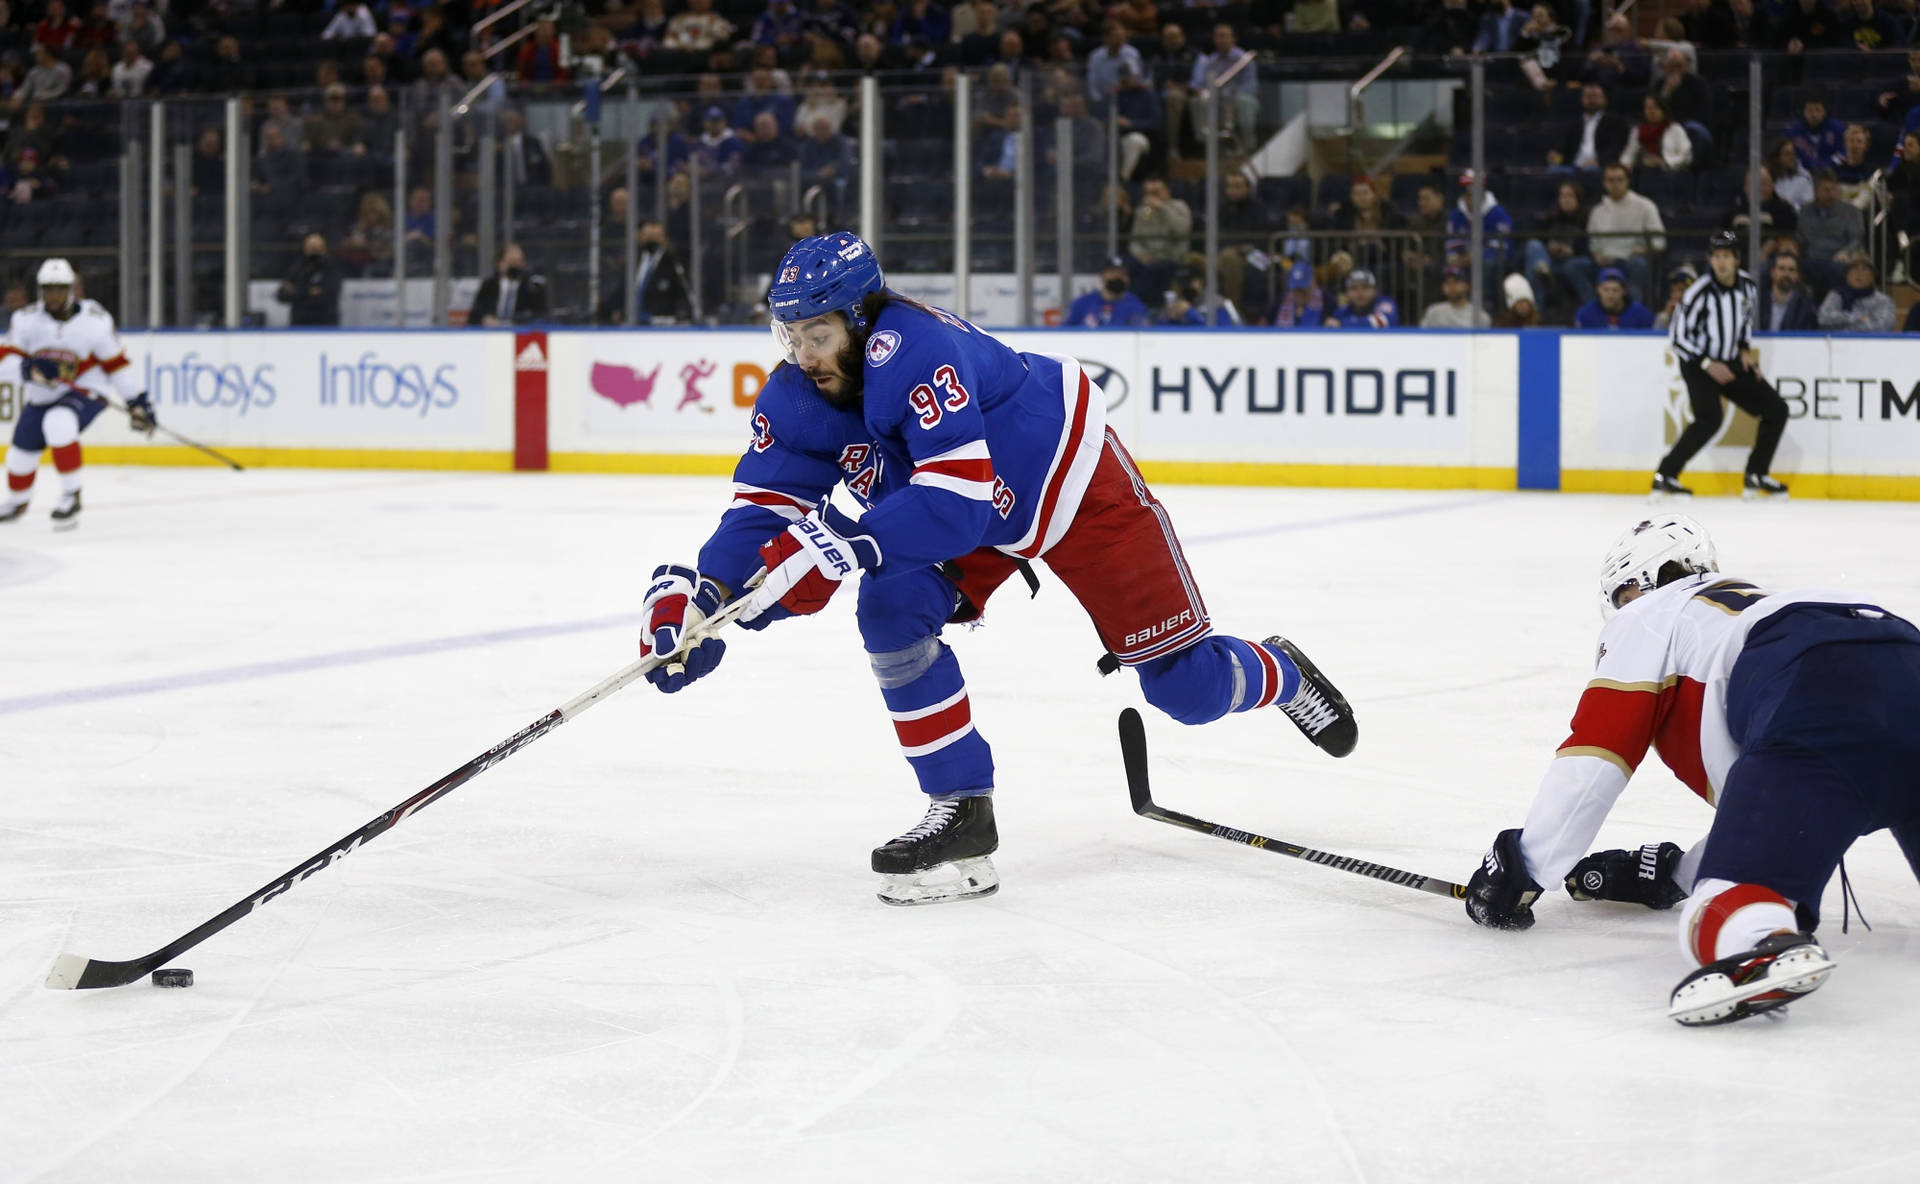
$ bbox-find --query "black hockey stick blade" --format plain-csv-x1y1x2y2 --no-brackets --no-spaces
1117,708,1467,900
46,601,756,990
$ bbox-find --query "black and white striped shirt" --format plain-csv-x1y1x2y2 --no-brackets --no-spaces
1669,270,1756,365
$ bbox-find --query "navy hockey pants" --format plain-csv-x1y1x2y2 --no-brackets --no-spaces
1696,604,1920,919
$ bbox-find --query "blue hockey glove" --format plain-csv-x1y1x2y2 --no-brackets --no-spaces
640,564,728,693
126,393,158,436
1465,828,1544,931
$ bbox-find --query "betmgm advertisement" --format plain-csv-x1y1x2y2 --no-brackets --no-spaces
1560,336,1920,496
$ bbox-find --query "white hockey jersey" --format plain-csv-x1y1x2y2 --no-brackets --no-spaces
1518,573,1870,889
0,299,141,406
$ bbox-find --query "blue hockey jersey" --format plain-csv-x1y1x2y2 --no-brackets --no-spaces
696,298,1107,592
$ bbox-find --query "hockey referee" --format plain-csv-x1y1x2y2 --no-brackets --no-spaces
1653,231,1790,500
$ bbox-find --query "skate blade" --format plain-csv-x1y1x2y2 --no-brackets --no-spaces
1668,955,1835,1026
51,517,79,532
1740,490,1789,503
876,855,999,907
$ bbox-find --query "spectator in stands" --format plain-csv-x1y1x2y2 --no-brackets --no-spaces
1550,83,1631,170
1586,161,1664,303
1517,4,1573,95
1474,0,1530,52
367,32,411,87
491,107,545,186
891,0,949,48
1495,273,1543,327
991,29,1030,81
1191,24,1257,151
1889,130,1920,274
189,126,223,200
1087,21,1142,108
1325,268,1400,328
279,234,343,326
1272,261,1325,328
1788,94,1845,171
1818,252,1896,330
125,2,164,56
18,44,71,103
1151,23,1197,158
339,192,395,277
252,121,304,216
978,101,1022,181
517,20,569,86
742,109,798,169
1833,123,1879,200
1066,257,1152,326
734,60,797,134
1876,48,1920,124
636,123,693,179
955,0,1001,65
2,283,26,314
795,72,849,134
696,106,745,176
260,96,300,154
1160,269,1241,326
1214,169,1277,311
1523,179,1595,311
6,101,51,172
1421,264,1492,328
74,47,109,96
1447,173,1515,297
323,1,377,41
210,35,255,94
1653,262,1697,329
1402,182,1450,293
306,84,365,155
1575,266,1655,328
403,185,435,264
1841,0,1905,50
1420,0,1479,56
624,220,694,324
1721,166,1799,251
148,40,194,92
668,0,735,53
1623,93,1693,172
626,0,671,49
362,85,398,155
1129,175,1193,297
1758,250,1819,330
1801,168,1867,292
469,243,548,327
1652,48,1712,135
1112,61,1160,179
1769,138,1815,210
806,0,861,46
8,147,55,203
34,0,80,52
460,49,488,86
1719,0,1776,47
798,113,855,193
1583,14,1650,91
850,32,898,74
1330,175,1405,278
109,38,149,96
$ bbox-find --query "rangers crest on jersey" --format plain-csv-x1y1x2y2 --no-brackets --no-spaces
866,330,901,366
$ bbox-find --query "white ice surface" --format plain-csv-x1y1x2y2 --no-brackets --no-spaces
4,469,1920,1184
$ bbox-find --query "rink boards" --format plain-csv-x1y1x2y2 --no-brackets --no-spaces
11,328,1919,499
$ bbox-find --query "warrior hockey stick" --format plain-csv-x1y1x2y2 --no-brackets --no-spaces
99,394,246,471
45,598,755,990
1118,708,1466,900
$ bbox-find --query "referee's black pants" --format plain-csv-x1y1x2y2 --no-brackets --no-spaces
1657,360,1789,480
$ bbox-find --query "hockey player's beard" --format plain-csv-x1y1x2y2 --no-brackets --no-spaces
809,338,865,410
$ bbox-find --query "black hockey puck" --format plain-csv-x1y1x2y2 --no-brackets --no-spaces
151,968,194,988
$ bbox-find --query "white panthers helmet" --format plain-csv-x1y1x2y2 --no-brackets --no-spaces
1598,514,1718,619
37,258,76,288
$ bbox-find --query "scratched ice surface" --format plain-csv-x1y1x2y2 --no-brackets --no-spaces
4,469,1919,1183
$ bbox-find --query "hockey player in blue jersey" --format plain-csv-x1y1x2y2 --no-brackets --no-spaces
638,231,1357,905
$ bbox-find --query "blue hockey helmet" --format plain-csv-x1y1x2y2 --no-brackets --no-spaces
767,231,885,341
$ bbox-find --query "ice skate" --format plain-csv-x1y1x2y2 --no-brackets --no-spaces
1649,473,1693,502
50,491,81,531
872,795,999,906
1668,931,1833,1026
0,497,26,524
1742,473,1789,501
1263,637,1358,758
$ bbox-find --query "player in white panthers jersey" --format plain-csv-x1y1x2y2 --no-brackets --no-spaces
1466,515,1920,1025
0,258,155,530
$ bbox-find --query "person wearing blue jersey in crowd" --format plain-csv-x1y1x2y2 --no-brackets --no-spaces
1575,266,1655,329
1271,261,1324,328
636,231,1358,906
1325,269,1399,327
1064,258,1152,327
1158,269,1240,326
